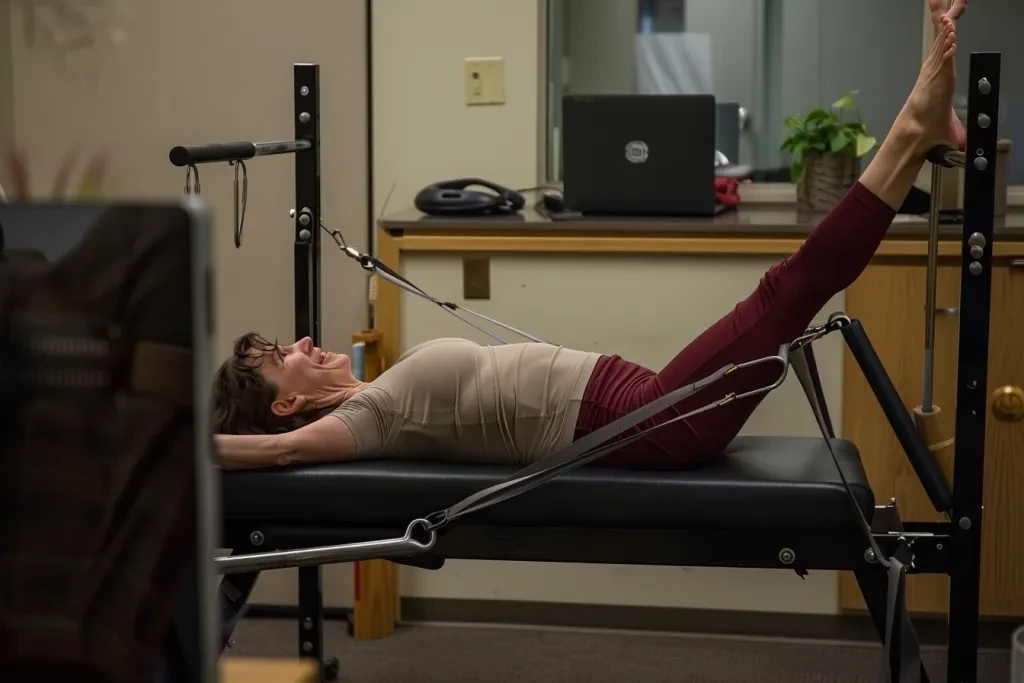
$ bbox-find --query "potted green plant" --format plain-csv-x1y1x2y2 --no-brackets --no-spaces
781,91,877,211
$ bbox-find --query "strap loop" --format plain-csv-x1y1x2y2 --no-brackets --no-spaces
426,342,794,532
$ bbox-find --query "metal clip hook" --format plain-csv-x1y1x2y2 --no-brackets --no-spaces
230,159,248,248
184,164,200,195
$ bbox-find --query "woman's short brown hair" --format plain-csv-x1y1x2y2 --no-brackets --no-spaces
212,332,331,435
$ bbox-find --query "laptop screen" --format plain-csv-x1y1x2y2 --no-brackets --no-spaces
0,203,216,683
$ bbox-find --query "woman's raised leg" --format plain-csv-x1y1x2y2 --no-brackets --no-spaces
589,14,966,468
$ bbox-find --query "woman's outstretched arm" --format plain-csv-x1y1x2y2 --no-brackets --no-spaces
216,416,358,469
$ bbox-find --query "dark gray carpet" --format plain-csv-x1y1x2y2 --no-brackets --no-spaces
227,618,1011,683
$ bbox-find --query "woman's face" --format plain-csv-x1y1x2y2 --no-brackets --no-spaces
257,337,356,414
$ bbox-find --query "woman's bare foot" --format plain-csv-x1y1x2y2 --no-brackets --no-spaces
894,14,966,156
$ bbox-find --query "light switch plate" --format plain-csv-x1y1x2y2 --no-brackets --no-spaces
465,57,505,106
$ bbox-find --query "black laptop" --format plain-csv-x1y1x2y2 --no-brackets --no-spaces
0,201,218,683
562,93,723,217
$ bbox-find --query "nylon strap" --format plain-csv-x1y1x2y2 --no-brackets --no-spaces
425,360,742,528
882,557,922,683
790,347,888,568
791,347,923,683
353,244,550,344
425,341,793,530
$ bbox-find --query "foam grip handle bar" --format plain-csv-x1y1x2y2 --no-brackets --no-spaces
927,145,966,169
169,142,256,167
912,406,955,487
841,320,953,512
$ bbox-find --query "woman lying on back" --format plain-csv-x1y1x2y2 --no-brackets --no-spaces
213,2,968,471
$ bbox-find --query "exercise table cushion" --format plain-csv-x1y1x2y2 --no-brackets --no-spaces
222,436,873,533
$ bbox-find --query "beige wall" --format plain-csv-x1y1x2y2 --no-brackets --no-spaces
371,0,543,217
8,0,369,607
370,0,849,616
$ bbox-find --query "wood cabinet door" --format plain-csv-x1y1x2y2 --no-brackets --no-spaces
978,264,1024,616
840,263,1024,616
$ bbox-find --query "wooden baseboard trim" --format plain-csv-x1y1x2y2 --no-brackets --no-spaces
245,604,352,622
242,599,1016,649
398,598,1018,650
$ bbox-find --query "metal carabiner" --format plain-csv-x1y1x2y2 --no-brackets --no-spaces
184,164,200,195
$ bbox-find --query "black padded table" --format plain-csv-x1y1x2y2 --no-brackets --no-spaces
222,436,873,535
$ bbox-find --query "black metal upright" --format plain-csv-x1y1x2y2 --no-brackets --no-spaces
293,63,329,682
294,63,322,347
947,51,1001,683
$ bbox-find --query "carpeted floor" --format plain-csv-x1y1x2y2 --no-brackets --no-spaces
227,618,1011,683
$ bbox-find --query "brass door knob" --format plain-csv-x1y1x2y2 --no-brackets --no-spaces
991,385,1024,422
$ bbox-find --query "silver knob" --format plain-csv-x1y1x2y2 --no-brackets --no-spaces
778,548,796,565
968,232,986,248
299,228,312,241
978,78,992,95
970,245,984,260
299,111,311,124
969,261,983,276
299,213,311,227
978,113,991,129
300,85,310,96
974,156,989,171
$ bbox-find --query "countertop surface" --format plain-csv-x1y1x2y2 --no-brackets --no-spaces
379,206,1024,239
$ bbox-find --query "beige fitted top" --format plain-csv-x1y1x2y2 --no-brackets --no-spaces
328,338,600,465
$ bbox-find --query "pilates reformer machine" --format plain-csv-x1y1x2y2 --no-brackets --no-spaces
171,54,1004,683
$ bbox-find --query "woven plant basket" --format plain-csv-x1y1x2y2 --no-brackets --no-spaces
797,151,861,211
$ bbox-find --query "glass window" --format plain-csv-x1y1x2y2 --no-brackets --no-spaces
543,0,948,186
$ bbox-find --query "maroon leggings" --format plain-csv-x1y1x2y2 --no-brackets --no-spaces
573,181,897,469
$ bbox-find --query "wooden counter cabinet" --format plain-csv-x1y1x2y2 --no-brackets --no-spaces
839,258,1024,617
353,207,1024,635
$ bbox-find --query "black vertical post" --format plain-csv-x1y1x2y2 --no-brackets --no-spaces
294,63,322,346
947,51,1000,683
298,566,326,681
294,63,327,682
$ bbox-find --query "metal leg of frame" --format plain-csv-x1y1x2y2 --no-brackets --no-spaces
294,62,322,346
947,50,1001,683
219,570,260,652
298,566,327,682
